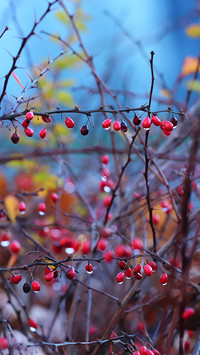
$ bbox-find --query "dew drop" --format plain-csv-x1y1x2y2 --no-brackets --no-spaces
65,247,75,254
104,186,111,193
118,281,123,285
39,211,45,216
86,270,93,275
1,241,10,247
161,282,167,286
29,327,37,333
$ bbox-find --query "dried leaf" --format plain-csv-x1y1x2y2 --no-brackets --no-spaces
12,71,24,89
181,56,200,77
186,24,200,38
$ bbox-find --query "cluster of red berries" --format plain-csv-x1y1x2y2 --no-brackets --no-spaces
132,345,161,354
65,115,89,135
11,111,51,144
133,114,177,136
116,260,168,286
102,118,128,132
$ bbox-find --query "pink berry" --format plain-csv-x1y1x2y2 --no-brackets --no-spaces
144,264,153,276
24,128,34,137
113,121,121,131
162,128,172,136
9,240,21,254
26,111,34,120
10,274,22,284
40,128,47,139
85,264,93,274
142,116,151,130
65,117,75,128
125,267,133,279
66,267,75,280
102,119,112,130
164,121,173,131
116,272,124,284
31,281,40,292
29,318,38,330
160,273,168,285
101,167,110,178
139,346,147,354
134,264,141,273
101,155,109,165
182,307,195,320
19,201,26,214
103,250,113,263
152,350,161,355
0,337,8,350
152,115,161,126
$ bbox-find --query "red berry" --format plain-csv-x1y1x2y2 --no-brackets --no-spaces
142,116,151,130
66,267,75,280
42,115,51,123
177,185,184,196
152,214,160,225
29,318,38,331
134,272,143,279
101,155,109,165
103,195,112,208
102,119,112,130
164,121,173,131
10,274,22,284
9,240,21,254
144,264,153,276
134,264,141,273
125,267,133,279
11,132,20,144
85,263,93,274
26,111,34,120
182,307,195,320
45,271,54,282
132,238,143,251
187,330,194,338
133,115,141,126
184,340,191,352
38,202,46,215
152,115,161,126
148,260,157,271
162,128,172,136
113,121,121,131
19,201,26,214
1,233,10,247
146,350,154,355
24,128,34,137
81,240,91,255
121,120,128,132
152,350,161,355
40,128,47,139
97,238,108,251
65,117,75,128
103,250,113,262
160,273,168,285
80,124,89,135
31,281,40,292
0,337,8,350
116,272,124,284
139,346,147,354
133,352,140,355
51,193,58,203
22,119,30,128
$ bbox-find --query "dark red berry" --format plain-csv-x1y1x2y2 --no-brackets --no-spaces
170,116,177,128
42,115,51,123
23,282,31,293
121,121,128,132
11,132,20,144
80,124,89,135
66,267,75,280
133,115,141,125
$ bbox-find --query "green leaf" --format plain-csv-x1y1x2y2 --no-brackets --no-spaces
186,24,200,38
54,91,75,107
186,80,200,92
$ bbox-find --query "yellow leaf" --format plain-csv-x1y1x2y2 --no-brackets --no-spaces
181,56,200,77
185,24,200,38
4,195,18,225
12,71,24,89
160,88,171,98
